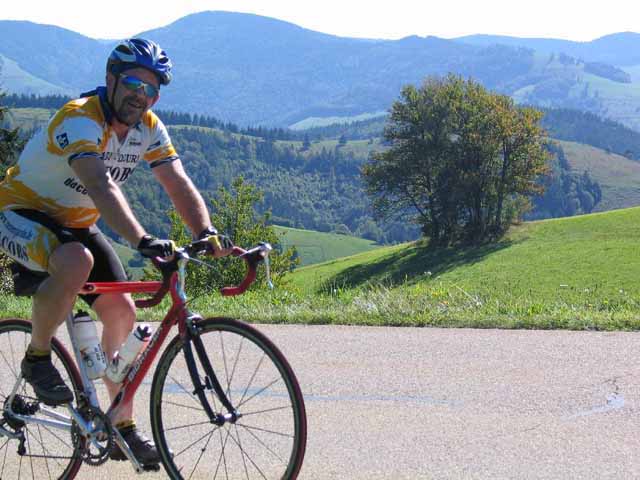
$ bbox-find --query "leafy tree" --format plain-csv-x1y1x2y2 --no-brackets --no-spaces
158,177,299,295
0,95,23,172
0,86,27,292
362,74,548,245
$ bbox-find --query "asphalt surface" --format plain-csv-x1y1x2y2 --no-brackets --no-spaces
32,325,640,479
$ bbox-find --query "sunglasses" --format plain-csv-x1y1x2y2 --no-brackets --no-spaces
119,74,159,98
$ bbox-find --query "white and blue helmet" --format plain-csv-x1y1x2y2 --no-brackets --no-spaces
107,38,172,86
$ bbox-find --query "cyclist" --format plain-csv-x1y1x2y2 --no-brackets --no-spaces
0,38,232,467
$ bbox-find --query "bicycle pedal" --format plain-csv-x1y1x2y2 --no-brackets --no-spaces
142,463,161,472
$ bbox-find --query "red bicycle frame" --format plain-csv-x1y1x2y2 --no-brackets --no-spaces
77,244,267,421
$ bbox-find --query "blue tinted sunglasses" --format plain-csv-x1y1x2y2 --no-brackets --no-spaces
119,74,159,98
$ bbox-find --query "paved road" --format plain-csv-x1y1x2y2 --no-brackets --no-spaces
71,325,640,479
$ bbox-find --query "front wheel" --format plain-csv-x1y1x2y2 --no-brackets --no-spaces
150,317,307,479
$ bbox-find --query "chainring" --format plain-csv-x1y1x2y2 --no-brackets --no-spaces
71,406,114,466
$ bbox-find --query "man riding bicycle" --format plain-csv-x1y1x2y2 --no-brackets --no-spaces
0,38,232,468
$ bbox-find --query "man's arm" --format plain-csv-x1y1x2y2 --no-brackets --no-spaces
151,159,211,237
71,156,146,245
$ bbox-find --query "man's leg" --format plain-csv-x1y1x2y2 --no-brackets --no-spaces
23,242,94,405
92,292,136,423
92,292,161,466
30,242,94,349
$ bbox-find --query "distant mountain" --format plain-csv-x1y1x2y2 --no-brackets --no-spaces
0,21,107,89
455,32,640,66
1,13,640,130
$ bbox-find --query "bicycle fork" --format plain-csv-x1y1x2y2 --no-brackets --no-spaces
182,318,240,426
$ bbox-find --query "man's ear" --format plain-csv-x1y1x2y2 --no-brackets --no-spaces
149,93,160,108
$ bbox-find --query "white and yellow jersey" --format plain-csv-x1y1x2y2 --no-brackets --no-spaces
0,87,178,228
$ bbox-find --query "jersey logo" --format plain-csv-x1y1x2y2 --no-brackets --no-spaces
56,133,69,149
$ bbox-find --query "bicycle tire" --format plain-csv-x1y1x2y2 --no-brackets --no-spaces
0,318,83,480
150,317,307,479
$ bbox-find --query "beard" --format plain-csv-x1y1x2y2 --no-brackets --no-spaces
114,94,146,126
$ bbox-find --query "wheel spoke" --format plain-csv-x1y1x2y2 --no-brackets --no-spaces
168,374,203,408
225,425,269,480
173,428,219,459
1,437,10,479
237,355,266,408
236,423,295,440
164,420,212,433
237,377,282,410
162,400,204,412
187,428,214,480
36,424,53,479
239,404,292,417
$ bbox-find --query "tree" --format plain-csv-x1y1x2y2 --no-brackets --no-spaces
158,177,299,295
362,74,548,245
0,86,26,292
0,93,23,173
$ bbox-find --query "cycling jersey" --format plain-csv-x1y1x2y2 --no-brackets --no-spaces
0,86,178,271
0,86,178,229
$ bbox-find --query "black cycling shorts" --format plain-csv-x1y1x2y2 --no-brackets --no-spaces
1,209,127,306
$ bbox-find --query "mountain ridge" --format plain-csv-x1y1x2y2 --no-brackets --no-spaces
1,12,640,128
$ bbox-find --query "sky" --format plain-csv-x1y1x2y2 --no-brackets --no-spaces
1,0,638,42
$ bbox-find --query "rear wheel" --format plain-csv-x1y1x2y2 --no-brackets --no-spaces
0,319,83,479
150,317,307,479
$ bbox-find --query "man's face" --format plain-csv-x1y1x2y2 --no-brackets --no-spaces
107,67,159,126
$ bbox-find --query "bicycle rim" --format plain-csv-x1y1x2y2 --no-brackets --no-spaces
150,317,307,480
0,319,83,480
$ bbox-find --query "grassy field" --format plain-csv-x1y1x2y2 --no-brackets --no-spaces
278,207,640,330
4,207,640,330
577,73,640,131
274,225,380,266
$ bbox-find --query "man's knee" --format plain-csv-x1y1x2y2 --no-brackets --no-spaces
49,242,94,279
95,294,136,332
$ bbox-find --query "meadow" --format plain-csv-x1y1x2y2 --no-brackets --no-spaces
3,207,639,331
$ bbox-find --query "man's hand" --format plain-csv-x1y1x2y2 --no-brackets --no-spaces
198,226,234,258
205,234,234,257
137,235,176,258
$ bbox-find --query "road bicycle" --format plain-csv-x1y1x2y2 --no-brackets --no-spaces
0,240,307,479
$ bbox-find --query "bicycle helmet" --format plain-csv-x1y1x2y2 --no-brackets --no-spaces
107,38,172,86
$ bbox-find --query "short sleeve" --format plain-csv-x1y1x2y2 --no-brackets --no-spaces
143,113,178,168
47,115,103,163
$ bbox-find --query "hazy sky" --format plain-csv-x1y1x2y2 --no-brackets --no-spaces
2,0,638,41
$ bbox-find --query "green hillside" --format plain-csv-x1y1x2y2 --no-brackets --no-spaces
285,207,640,329
274,226,380,266
558,140,640,211
2,208,639,330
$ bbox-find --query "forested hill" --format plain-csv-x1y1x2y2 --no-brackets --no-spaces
11,92,639,160
5,99,636,243
120,126,415,244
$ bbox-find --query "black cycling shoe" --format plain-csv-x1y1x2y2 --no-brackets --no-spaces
20,357,74,406
110,426,161,467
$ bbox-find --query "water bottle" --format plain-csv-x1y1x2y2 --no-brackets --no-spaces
105,324,153,383
71,311,107,380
